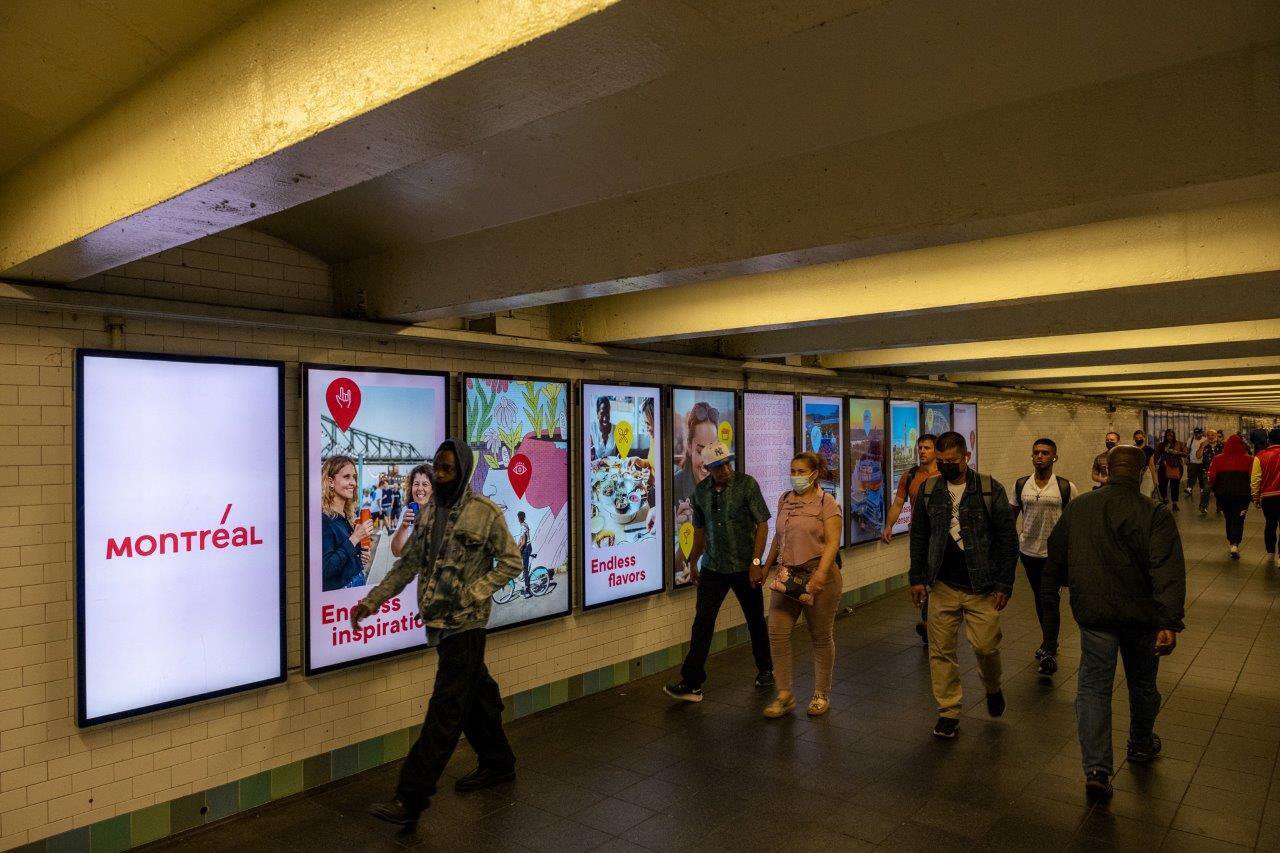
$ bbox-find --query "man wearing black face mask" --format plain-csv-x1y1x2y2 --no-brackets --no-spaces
1133,430,1157,488
1092,432,1120,489
351,440,523,827
910,432,1018,739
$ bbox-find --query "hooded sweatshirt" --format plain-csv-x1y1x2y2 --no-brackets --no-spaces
1208,434,1253,500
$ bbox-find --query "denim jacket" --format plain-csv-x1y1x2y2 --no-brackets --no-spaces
364,487,522,632
908,469,1019,596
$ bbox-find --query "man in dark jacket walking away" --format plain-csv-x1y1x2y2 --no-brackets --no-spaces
910,431,1019,740
1043,445,1185,801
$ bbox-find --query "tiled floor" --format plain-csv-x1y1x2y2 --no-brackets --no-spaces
152,502,1280,852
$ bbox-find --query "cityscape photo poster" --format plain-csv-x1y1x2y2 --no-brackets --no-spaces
846,397,886,545
889,401,922,534
801,395,844,545
303,365,448,675
583,382,665,608
670,387,738,588
76,351,286,726
743,392,796,556
464,375,571,631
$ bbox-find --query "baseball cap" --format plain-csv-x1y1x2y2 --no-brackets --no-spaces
700,441,735,470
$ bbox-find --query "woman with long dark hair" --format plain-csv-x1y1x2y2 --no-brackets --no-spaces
1155,429,1187,511
1208,434,1253,560
391,463,433,558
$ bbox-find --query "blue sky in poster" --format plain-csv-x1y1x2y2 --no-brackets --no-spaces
351,386,437,457
890,402,919,449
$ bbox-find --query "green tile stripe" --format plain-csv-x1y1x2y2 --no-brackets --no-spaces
27,573,905,852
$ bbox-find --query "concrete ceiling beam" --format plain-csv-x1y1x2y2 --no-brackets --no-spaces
948,357,1280,385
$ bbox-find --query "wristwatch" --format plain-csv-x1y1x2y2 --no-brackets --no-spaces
751,558,762,566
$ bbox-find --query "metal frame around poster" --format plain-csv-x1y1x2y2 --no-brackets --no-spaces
799,393,846,546
668,385,743,590
579,380,668,611
301,363,450,676
887,400,922,536
75,349,287,727
844,396,888,549
463,372,575,633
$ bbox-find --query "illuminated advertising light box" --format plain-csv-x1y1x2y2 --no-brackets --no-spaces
582,383,664,608
801,395,844,545
464,375,572,631
889,401,922,534
953,402,978,471
303,365,448,675
922,402,952,438
670,387,738,588
743,392,796,556
846,398,886,545
75,351,285,726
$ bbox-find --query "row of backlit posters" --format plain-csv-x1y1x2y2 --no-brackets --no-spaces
75,350,977,726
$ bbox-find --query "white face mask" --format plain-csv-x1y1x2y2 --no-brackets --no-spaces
791,474,814,493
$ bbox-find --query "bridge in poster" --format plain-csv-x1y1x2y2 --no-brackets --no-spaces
320,415,422,464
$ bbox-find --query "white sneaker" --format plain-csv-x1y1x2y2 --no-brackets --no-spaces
1230,545,1239,560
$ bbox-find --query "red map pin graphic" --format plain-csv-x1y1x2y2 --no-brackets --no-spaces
325,377,361,432
508,453,533,499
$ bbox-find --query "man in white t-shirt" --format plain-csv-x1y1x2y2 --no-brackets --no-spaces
1011,438,1078,677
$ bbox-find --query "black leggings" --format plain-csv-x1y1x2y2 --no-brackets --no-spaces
1157,472,1181,505
1263,496,1280,554
1218,496,1250,545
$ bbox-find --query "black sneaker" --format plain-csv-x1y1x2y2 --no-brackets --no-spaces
454,765,515,793
1037,654,1058,676
754,670,775,689
1034,646,1047,661
986,690,1006,718
915,622,928,644
1084,770,1114,800
663,681,703,702
932,717,959,739
368,798,421,826
1172,504,1180,512
1127,733,1163,763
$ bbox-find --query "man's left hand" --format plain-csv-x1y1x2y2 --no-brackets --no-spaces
1155,629,1177,655
993,592,1009,611
749,565,765,588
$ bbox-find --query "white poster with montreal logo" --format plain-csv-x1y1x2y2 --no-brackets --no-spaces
582,383,665,608
76,351,285,726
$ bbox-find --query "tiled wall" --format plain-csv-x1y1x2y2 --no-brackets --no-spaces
0,231,1234,849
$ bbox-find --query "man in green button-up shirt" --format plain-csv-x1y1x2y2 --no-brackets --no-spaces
665,442,773,702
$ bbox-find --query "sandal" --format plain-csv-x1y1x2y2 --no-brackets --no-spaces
807,694,830,717
763,694,796,718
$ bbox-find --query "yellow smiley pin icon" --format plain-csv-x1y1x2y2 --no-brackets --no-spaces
718,420,733,446
679,522,695,559
614,419,633,457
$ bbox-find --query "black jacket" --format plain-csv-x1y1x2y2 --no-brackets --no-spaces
909,469,1019,596
1042,475,1185,632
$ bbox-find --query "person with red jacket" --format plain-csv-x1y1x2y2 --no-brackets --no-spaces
1251,426,1280,568
1208,434,1253,560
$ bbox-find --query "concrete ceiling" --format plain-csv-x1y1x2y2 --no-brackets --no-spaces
3,0,1280,415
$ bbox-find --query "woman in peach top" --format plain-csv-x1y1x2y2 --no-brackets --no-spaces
760,451,844,717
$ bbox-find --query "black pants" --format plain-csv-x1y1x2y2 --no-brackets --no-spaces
1021,553,1059,655
681,569,771,687
1186,463,1205,495
1218,496,1250,545
397,629,514,811
1157,472,1181,505
1263,496,1280,554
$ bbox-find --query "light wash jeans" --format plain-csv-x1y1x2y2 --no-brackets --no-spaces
1076,627,1161,776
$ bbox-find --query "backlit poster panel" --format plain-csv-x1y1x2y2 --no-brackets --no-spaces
847,398,886,545
583,383,664,607
303,366,447,675
743,392,795,555
922,402,952,438
76,351,285,726
671,387,738,587
889,401,922,534
802,395,844,544
953,403,978,472
465,375,572,631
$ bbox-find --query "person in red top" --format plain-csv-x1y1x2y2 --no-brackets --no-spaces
883,434,938,644
1208,434,1253,560
1251,426,1280,568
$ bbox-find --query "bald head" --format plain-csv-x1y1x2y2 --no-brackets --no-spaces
1106,445,1147,481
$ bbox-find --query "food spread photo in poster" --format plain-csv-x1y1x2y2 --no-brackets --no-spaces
744,392,795,554
583,383,664,608
465,376,571,630
76,351,285,726
801,395,844,544
889,401,921,534
953,402,978,471
671,388,738,587
922,402,952,437
847,398,886,545
304,366,447,674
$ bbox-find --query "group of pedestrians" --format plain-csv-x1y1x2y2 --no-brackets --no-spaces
344,416,1280,829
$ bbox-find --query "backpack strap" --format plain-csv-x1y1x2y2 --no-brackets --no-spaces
1014,475,1029,511
979,473,993,516
1056,475,1071,509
